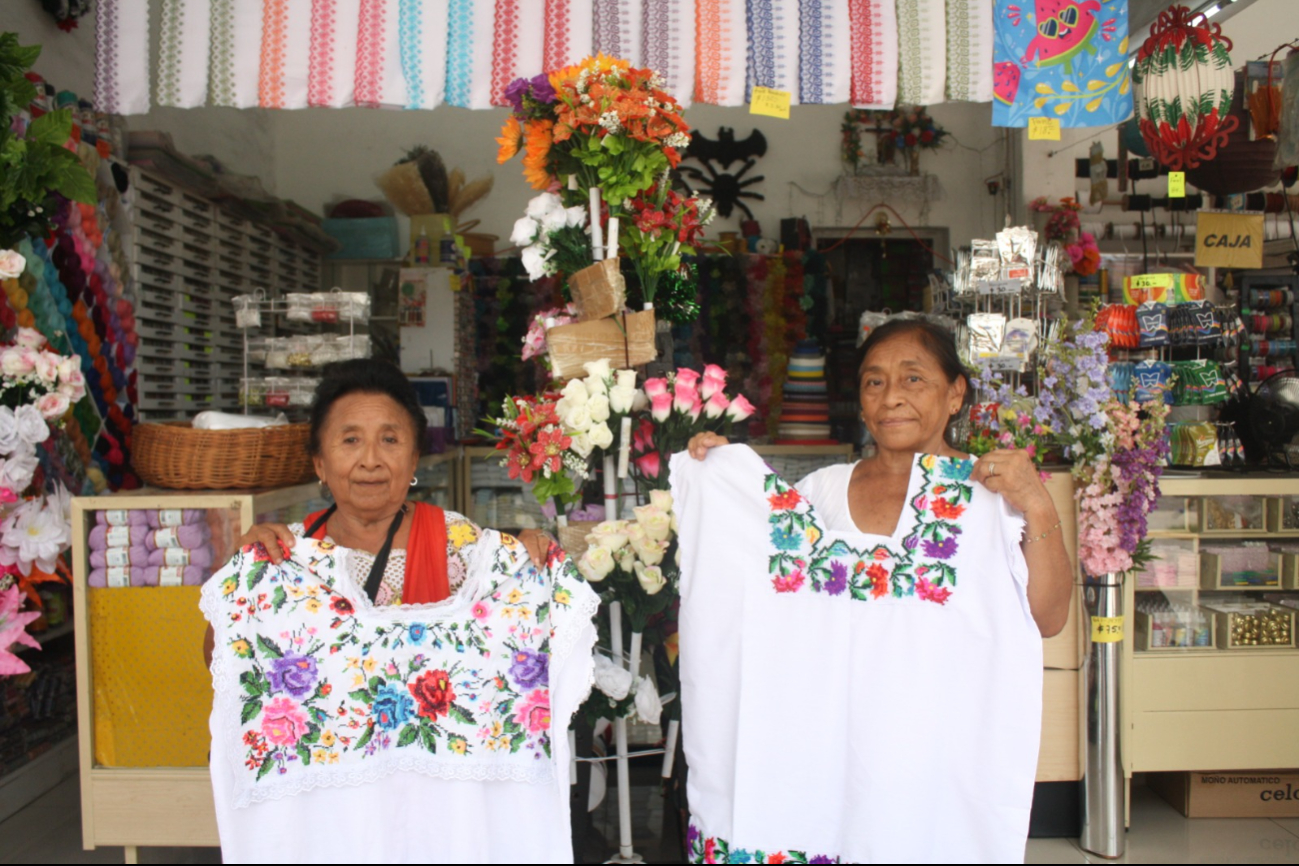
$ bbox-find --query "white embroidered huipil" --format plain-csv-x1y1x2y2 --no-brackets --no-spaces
201,535,598,864
671,446,1042,864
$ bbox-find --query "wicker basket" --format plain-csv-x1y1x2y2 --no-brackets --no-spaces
557,520,604,561
132,422,316,490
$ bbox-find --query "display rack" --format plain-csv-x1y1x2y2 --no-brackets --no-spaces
126,168,325,421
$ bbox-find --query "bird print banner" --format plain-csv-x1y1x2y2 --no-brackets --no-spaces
992,0,1133,128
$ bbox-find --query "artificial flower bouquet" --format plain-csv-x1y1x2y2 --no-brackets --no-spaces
621,183,714,306
510,192,590,282
1029,196,1101,277
628,365,755,487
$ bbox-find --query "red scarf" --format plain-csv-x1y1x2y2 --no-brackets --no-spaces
302,502,450,603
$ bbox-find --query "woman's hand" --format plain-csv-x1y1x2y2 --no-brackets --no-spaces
236,523,297,565
971,449,1053,517
518,529,554,567
687,432,729,460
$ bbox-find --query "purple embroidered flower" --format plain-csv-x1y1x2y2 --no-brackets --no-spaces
268,653,318,698
903,534,920,551
922,535,959,560
810,857,839,864
824,561,847,596
686,824,700,847
509,648,549,689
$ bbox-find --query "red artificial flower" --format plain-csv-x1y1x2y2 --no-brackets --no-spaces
634,451,662,479
904,133,917,147
528,426,572,475
920,129,934,144
410,669,455,720
507,448,536,483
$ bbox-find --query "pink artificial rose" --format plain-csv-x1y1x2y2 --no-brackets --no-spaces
690,394,703,422
634,451,662,479
0,347,35,378
514,689,552,734
36,392,70,421
700,365,727,400
674,368,701,389
650,393,672,422
673,383,698,415
0,488,16,505
704,391,730,419
726,394,755,422
32,352,58,384
14,328,44,350
260,697,310,746
643,377,669,399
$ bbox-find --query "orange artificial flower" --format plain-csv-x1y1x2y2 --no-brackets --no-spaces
579,53,630,78
521,119,555,190
496,116,522,164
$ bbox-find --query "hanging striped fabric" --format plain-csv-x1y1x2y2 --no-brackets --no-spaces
209,0,265,108
544,0,595,71
745,0,799,104
848,0,897,109
95,0,152,114
896,0,946,105
491,0,546,106
593,0,644,67
945,0,993,102
259,0,314,109
798,0,851,106
157,0,212,109
642,0,696,107
399,0,449,109
307,0,361,108
445,0,497,109
695,0,747,106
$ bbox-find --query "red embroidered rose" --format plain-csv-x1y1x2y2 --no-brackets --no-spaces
868,563,890,599
330,597,354,616
931,497,965,520
410,669,455,720
767,488,802,511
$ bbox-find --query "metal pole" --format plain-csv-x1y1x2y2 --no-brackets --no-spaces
606,603,643,863
1080,575,1125,859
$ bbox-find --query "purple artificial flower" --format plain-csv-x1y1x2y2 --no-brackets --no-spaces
922,536,959,560
529,72,556,103
504,77,532,115
508,648,549,689
268,653,318,699
824,561,848,596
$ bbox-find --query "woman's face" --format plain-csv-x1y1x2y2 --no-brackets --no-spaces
312,392,420,520
858,332,966,455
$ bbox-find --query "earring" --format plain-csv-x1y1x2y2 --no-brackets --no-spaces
318,479,332,500
410,476,418,487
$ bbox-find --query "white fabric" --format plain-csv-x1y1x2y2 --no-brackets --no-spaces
445,0,497,109
944,0,994,103
695,0,748,106
896,0,947,105
745,0,800,104
94,0,152,115
156,0,212,109
544,0,595,71
490,0,548,106
847,0,898,109
671,446,1042,863
398,0,450,109
641,0,696,107
203,535,597,863
799,0,851,106
307,0,362,109
208,0,265,108
592,0,645,67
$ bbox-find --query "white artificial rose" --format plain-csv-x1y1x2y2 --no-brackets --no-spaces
561,378,589,405
520,245,552,281
593,654,633,700
615,544,636,573
634,675,662,724
57,367,86,401
0,250,26,280
553,396,573,420
564,206,588,228
649,490,674,512
608,385,635,414
632,537,665,567
635,505,672,542
57,356,78,380
541,208,569,234
36,392,69,421
588,395,610,424
635,561,666,596
578,545,616,582
564,404,592,433
1,348,34,378
625,522,646,545
632,390,649,412
510,216,539,247
588,422,613,450
586,520,630,552
583,359,611,383
615,369,637,390
32,352,58,384
570,432,594,459
15,328,44,349
14,404,49,446
525,192,563,220
0,451,38,492
0,407,17,454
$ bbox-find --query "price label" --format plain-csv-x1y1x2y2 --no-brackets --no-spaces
1091,615,1125,643
1129,273,1174,290
1168,171,1186,198
986,356,1025,372
750,87,792,119
448,273,462,293
1028,117,1061,141
976,278,1023,296
311,308,340,323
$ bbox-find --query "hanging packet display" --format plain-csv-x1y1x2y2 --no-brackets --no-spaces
1107,362,1134,402
1133,360,1174,405
1137,302,1169,348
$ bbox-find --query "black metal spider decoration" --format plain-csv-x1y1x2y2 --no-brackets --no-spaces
677,127,767,221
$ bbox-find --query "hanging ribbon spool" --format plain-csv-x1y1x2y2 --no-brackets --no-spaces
1186,71,1281,194
1133,5,1239,170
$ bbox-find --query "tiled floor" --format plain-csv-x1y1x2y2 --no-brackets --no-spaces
1,773,1296,863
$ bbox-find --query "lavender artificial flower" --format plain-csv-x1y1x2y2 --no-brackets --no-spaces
504,77,532,115
528,73,556,103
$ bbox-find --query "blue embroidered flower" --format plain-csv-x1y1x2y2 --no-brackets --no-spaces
940,459,973,482
729,850,753,864
408,623,427,645
373,682,415,730
770,526,802,551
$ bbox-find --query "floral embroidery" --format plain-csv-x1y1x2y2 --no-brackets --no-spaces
686,822,840,864
765,454,974,605
447,519,479,549
218,537,585,784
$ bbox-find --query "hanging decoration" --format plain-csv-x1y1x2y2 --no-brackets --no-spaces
992,0,1131,129
1185,71,1281,195
41,0,94,33
745,0,801,105
1132,4,1237,171
678,128,767,220
841,107,949,175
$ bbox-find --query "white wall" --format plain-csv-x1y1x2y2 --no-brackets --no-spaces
6,2,277,193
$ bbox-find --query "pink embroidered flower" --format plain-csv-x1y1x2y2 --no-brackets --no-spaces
767,488,802,511
772,568,806,593
916,577,952,605
260,697,310,746
704,838,716,863
471,600,492,621
514,688,551,734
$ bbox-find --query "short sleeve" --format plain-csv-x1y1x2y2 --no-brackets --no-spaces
1000,496,1030,591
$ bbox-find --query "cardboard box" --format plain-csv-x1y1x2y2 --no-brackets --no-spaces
1150,771,1299,818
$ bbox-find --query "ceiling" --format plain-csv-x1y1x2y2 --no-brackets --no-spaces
1127,0,1261,49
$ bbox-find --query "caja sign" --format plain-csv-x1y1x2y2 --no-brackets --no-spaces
1195,211,1265,269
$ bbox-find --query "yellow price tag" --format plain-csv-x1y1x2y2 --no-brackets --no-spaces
1091,616,1125,643
749,87,791,119
1028,117,1061,141
1168,171,1186,198
448,273,462,293
1130,273,1174,290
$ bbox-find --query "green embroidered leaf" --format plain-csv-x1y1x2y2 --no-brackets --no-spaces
256,635,284,658
240,671,263,697
255,758,275,780
349,689,373,703
296,742,312,764
271,585,287,612
448,702,476,725
355,724,375,750
397,724,420,748
509,732,527,753
241,699,263,725
368,676,384,692
246,561,268,591
789,852,809,864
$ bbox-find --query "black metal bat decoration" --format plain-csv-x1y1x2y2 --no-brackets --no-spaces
678,127,768,221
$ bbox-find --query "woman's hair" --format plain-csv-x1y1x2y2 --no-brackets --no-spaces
855,318,973,415
309,359,428,456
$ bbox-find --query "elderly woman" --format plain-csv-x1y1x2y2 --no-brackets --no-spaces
204,359,550,659
690,317,1072,635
